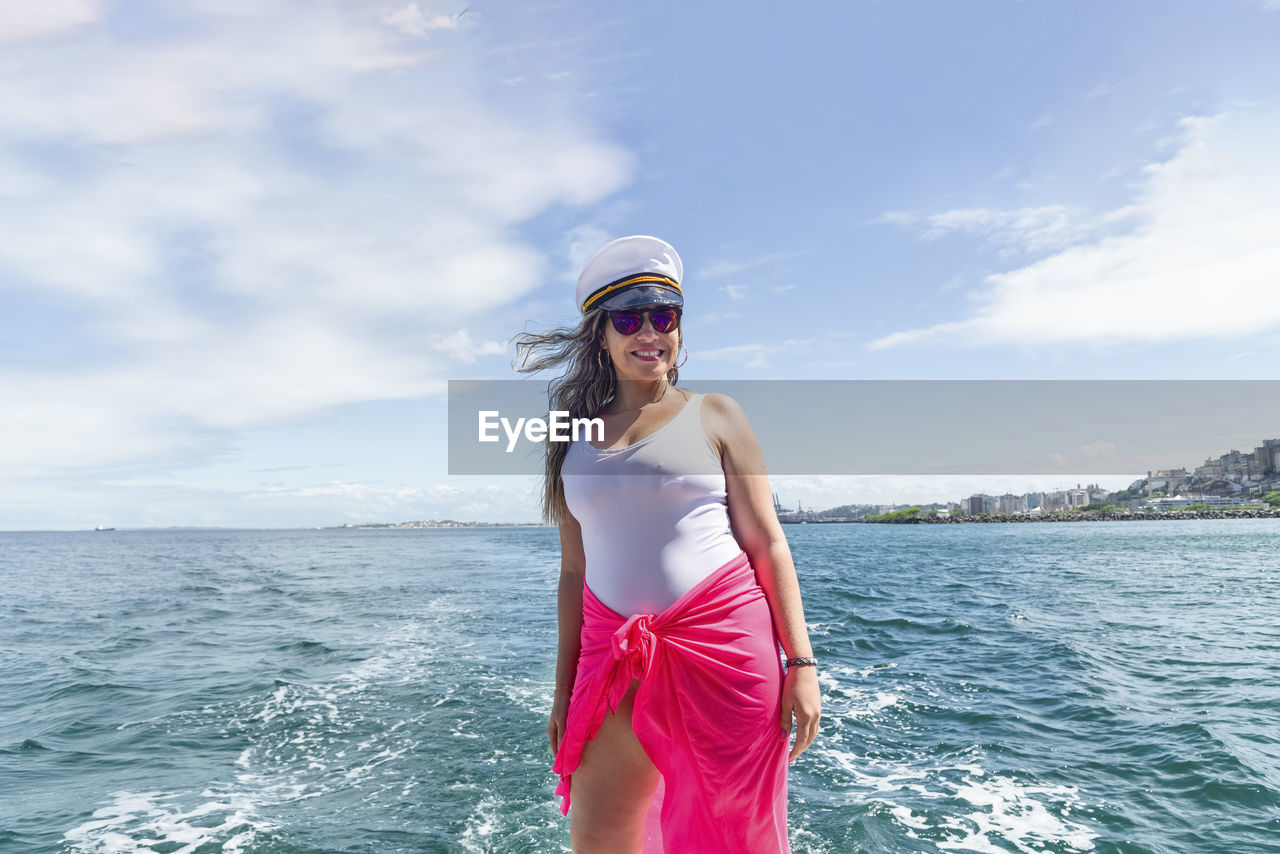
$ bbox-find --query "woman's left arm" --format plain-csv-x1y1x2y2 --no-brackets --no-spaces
704,392,821,763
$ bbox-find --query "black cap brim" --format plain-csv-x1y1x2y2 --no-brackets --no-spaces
597,284,684,311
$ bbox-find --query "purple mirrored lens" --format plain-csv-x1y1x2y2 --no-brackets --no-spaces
609,308,679,335
611,313,642,335
650,309,679,332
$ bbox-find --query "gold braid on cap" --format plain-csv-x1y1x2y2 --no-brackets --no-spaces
580,274,682,313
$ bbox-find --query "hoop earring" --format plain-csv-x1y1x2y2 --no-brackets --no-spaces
596,348,610,371
675,344,688,368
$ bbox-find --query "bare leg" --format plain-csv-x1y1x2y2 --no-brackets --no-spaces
568,678,661,853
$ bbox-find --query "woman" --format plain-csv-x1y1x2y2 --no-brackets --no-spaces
515,235,820,853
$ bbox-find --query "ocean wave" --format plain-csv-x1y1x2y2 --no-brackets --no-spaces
61,790,278,854
816,746,1098,853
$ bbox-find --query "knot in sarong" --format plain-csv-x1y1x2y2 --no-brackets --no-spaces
611,613,656,687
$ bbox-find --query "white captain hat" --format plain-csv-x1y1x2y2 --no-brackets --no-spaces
576,235,684,314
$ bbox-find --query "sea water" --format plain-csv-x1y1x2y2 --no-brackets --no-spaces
1,522,1278,853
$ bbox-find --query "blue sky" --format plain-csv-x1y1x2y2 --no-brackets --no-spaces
3,0,1279,529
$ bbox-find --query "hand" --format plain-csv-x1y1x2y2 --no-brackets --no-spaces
779,665,820,763
547,689,570,754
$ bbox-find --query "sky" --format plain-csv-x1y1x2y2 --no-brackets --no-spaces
3,0,1280,530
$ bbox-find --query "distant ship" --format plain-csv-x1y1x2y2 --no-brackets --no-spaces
94,525,115,532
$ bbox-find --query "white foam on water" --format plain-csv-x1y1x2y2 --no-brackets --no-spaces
935,775,1095,854
789,821,839,854
229,616,443,791
457,793,501,853
806,621,834,638
859,691,902,717
890,803,931,836
456,796,572,854
233,681,426,810
815,744,1097,853
66,615,446,851
65,602,503,852
328,618,438,690
818,664,904,722
61,790,275,854
810,664,1099,853
498,678,555,716
254,683,340,726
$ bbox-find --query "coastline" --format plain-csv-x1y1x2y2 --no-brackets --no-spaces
864,508,1280,524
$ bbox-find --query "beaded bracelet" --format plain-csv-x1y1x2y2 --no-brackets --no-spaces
785,657,818,669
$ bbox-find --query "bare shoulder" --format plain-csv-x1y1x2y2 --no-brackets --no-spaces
700,392,765,472
701,391,751,427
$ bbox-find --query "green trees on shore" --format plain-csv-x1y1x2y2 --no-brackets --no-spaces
865,507,924,522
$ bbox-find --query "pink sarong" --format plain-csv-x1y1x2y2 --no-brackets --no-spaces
552,551,791,853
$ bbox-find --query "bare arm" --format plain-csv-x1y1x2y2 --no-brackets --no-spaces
548,511,586,754
704,392,821,761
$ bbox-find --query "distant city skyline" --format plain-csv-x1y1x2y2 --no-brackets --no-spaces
4,2,1280,530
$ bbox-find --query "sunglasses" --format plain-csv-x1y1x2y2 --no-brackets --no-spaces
607,307,681,335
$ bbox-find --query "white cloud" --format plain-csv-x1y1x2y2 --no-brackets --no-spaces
872,210,916,228
565,223,613,282
873,204,1103,257
870,110,1280,350
380,3,459,36
1079,440,1120,462
244,481,540,527
698,339,814,370
0,2,632,488
699,250,805,280
1030,111,1057,130
697,343,771,369
0,477,544,529
719,284,749,300
1086,81,1114,100
430,329,508,363
248,480,541,524
0,0,99,45
695,309,742,327
1,315,448,481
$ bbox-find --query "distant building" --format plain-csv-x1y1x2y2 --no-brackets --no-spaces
1146,468,1189,496
1255,439,1280,476
997,493,1026,514
1196,449,1254,479
1040,490,1067,511
1195,458,1223,478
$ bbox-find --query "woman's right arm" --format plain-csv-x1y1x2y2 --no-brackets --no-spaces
548,511,586,755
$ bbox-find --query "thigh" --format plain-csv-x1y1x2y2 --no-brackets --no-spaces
568,678,660,853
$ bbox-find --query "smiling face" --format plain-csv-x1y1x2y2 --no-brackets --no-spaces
601,305,682,382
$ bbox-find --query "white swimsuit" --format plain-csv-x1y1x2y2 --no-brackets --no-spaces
561,392,744,616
